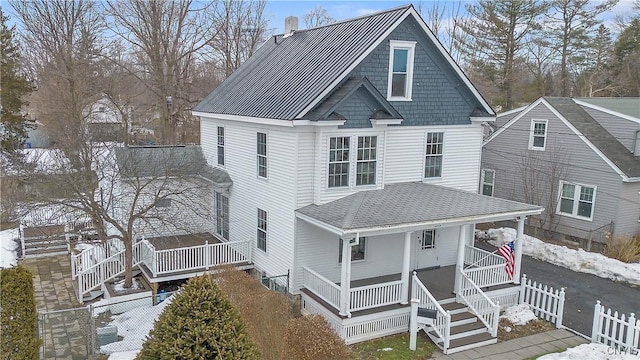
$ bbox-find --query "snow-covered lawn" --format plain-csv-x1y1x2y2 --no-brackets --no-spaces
538,343,639,359
0,228,20,268
481,228,640,286
100,294,175,357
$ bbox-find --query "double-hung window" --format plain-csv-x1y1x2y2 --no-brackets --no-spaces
424,132,444,178
328,137,350,188
215,192,229,239
217,127,225,166
338,237,366,262
356,136,377,186
481,169,495,196
558,181,596,220
257,208,267,252
529,120,548,151
387,41,416,100
257,132,267,178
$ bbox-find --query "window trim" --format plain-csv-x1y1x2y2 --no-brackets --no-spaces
480,169,495,196
215,192,229,240
528,119,548,151
387,40,416,101
556,181,597,221
217,126,225,166
423,131,444,179
257,132,268,179
326,134,380,190
257,208,267,252
338,237,367,263
328,136,351,188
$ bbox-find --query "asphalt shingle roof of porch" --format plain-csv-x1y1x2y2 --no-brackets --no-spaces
296,182,543,232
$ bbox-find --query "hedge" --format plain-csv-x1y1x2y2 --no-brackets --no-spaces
0,265,39,360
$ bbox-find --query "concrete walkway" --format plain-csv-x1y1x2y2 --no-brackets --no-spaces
432,329,589,360
22,255,91,360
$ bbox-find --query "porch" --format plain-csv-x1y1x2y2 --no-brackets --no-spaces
72,232,252,301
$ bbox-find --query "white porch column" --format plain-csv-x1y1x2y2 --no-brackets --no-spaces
400,231,412,304
339,235,354,317
514,217,526,284
454,225,469,296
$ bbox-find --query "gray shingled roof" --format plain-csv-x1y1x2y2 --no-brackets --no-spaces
545,97,640,178
303,77,402,121
576,98,640,119
193,5,411,119
114,145,232,186
296,182,543,231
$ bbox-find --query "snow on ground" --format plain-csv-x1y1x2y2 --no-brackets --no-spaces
538,343,639,359
99,294,175,354
0,228,20,268
500,304,538,326
107,350,139,360
481,228,640,286
112,278,142,292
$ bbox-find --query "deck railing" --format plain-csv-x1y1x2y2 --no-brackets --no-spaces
77,249,126,302
458,269,500,337
464,263,511,288
411,272,451,350
349,280,403,312
464,245,506,268
303,267,341,311
147,240,251,276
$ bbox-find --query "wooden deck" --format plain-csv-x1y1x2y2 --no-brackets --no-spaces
22,225,65,239
144,232,222,250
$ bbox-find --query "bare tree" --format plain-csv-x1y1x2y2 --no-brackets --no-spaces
303,6,335,29
520,143,571,238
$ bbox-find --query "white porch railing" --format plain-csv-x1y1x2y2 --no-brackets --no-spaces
77,249,126,302
458,269,500,337
464,245,506,268
411,272,451,350
303,267,341,311
349,280,403,312
464,263,511,288
146,240,251,276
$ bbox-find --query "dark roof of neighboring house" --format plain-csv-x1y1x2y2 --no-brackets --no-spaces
296,182,543,232
114,145,232,185
193,5,411,119
544,97,640,178
576,98,640,119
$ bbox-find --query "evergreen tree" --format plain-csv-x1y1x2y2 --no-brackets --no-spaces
613,18,640,95
0,9,33,154
458,0,547,110
138,275,259,360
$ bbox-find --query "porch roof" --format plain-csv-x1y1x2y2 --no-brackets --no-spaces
296,182,544,235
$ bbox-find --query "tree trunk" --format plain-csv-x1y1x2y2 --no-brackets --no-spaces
124,235,133,288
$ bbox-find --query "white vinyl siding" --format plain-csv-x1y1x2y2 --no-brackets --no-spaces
387,40,416,101
528,119,548,151
558,181,596,221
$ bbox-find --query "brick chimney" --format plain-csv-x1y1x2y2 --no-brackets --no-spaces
284,16,298,36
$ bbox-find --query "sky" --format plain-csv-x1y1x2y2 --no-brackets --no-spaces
264,0,638,35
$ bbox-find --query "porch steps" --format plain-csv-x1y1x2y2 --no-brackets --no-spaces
22,235,69,258
426,302,497,354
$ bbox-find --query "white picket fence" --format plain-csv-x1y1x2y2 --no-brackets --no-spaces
592,301,640,352
519,274,565,328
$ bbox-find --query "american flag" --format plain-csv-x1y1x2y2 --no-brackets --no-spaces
497,241,516,280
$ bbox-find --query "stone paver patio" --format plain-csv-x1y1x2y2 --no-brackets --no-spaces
22,255,92,360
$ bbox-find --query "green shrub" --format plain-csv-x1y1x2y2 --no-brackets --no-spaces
215,269,290,359
604,234,640,263
137,275,258,360
0,265,40,360
285,315,351,360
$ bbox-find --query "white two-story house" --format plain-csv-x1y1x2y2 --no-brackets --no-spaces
193,5,543,353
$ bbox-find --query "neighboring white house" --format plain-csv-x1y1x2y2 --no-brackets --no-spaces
482,97,640,249
191,5,544,353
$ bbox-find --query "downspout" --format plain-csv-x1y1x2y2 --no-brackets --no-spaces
634,130,640,156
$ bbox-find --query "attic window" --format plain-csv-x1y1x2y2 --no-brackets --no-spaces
156,197,172,208
387,40,416,101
